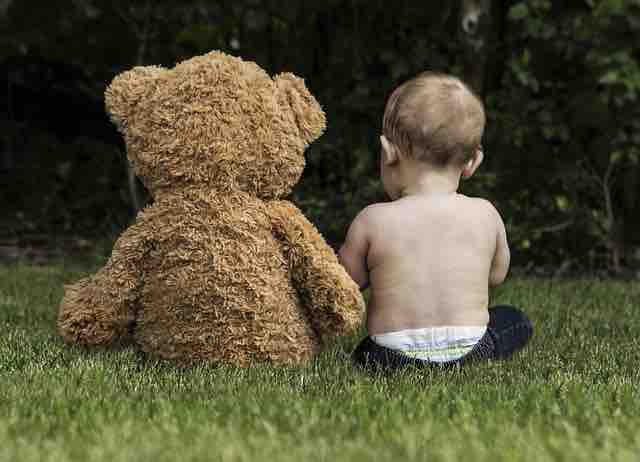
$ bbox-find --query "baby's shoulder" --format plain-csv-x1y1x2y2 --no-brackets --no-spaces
351,202,385,225
360,202,390,215
459,195,504,230
460,194,497,213
348,202,396,234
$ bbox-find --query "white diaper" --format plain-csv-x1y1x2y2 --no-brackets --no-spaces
371,325,487,363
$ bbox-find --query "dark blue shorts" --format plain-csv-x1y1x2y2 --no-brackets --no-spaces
352,305,533,372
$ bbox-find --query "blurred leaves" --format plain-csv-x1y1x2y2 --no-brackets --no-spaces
1,0,639,273
495,0,640,272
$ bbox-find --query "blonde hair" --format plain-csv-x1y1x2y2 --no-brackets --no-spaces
382,72,485,167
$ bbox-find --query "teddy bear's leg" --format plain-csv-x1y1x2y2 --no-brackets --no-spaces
268,200,365,339
58,224,150,347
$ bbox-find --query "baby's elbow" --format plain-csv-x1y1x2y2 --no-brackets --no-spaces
489,267,508,287
488,274,503,288
338,247,367,288
342,260,369,290
354,272,369,291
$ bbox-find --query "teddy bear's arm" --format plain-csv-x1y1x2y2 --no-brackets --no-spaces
58,222,151,346
268,200,365,338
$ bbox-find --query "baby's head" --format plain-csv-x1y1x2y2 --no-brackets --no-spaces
380,72,485,198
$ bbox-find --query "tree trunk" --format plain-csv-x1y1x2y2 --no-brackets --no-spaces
3,71,14,171
124,0,153,216
459,0,494,96
622,156,640,271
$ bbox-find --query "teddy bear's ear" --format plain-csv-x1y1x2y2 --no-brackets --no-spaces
274,73,326,145
104,65,165,132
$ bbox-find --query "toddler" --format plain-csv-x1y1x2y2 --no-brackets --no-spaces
339,72,533,371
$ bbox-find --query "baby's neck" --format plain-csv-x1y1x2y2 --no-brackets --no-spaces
399,169,461,198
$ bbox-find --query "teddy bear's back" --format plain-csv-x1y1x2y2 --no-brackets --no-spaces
134,190,319,365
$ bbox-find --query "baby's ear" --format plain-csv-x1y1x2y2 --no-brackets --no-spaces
379,135,399,166
462,146,484,179
104,65,165,132
274,73,326,145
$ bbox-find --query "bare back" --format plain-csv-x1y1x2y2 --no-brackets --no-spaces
365,194,496,335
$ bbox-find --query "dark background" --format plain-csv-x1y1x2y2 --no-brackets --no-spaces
1,0,639,277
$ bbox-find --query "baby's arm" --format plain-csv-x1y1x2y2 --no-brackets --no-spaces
489,204,510,287
268,200,365,337
338,210,370,290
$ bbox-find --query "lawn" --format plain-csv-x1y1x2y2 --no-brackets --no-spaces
1,262,639,462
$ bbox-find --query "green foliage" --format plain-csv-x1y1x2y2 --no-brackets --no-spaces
2,0,640,272
1,129,130,236
490,0,640,269
1,264,640,461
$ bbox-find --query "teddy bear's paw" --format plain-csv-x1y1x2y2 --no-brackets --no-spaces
59,321,118,346
58,280,126,346
58,309,122,346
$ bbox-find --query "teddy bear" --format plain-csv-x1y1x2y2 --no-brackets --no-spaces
58,50,365,366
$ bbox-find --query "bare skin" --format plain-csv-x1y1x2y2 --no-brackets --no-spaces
339,137,510,335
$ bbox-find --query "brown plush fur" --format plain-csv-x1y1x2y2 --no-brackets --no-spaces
58,51,365,366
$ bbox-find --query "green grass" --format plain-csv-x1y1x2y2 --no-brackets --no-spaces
1,262,639,462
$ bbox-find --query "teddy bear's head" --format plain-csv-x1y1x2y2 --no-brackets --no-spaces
104,51,325,199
